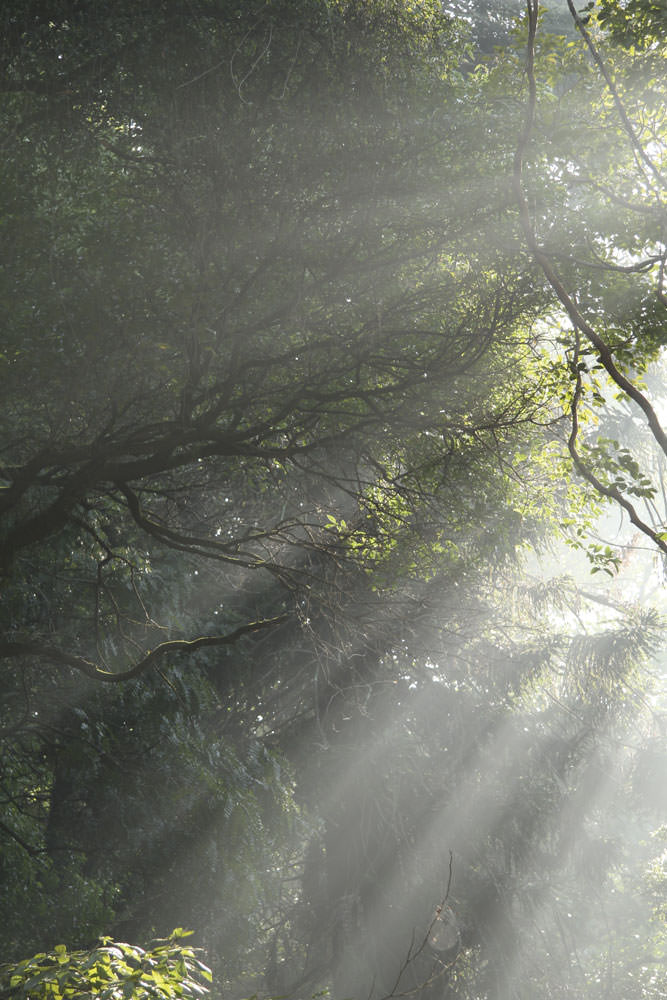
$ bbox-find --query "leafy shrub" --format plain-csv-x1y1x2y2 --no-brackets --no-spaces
0,930,211,1000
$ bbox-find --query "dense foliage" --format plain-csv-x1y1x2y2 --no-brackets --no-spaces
1,2,665,1000
0,932,211,1000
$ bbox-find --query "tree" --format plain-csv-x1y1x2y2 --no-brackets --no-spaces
0,0,549,679
1,0,559,965
512,0,667,558
1,3,665,998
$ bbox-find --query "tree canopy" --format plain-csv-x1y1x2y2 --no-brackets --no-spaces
1,2,666,999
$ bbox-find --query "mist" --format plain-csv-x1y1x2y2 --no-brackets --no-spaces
0,2,665,999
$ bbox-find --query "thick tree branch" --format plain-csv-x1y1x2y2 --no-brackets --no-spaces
0,418,343,569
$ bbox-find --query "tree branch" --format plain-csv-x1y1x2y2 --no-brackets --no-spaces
116,482,277,570
565,0,667,194
0,818,44,859
512,1,667,555
0,614,290,683
566,332,667,556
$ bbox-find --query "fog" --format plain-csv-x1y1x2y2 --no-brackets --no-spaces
0,2,665,999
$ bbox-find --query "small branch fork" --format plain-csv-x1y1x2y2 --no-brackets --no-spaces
513,0,667,557
376,851,458,1000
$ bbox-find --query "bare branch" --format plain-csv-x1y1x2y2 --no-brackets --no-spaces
0,614,290,683
377,851,457,1000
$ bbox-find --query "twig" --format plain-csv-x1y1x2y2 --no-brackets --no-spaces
377,851,456,1000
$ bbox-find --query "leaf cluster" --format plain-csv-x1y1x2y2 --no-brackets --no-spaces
0,933,211,1000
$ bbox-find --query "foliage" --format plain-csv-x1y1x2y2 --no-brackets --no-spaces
593,0,667,49
0,932,211,1000
0,0,549,682
509,0,667,559
0,2,665,1000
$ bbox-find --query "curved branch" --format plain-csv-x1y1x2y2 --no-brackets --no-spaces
513,1,667,550
116,481,274,570
514,80,667,455
566,0,667,194
0,613,290,683
0,423,311,570
566,334,667,557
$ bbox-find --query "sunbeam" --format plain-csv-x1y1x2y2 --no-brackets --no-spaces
1,3,666,1000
